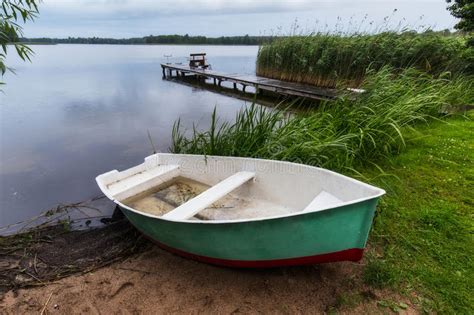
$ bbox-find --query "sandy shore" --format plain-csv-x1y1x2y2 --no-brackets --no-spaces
1,246,416,314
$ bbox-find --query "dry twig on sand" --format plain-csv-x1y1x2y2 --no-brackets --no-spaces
0,219,150,297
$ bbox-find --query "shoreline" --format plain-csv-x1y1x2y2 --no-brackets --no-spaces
0,226,414,314
0,218,149,297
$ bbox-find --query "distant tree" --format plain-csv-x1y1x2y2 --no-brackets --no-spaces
446,0,474,32
1,0,39,84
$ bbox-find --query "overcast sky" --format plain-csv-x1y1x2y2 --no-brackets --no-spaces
24,0,458,38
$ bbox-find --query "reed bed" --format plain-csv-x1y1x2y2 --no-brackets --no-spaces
257,32,473,88
171,67,473,172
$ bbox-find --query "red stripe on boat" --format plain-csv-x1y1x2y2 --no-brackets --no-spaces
142,235,364,268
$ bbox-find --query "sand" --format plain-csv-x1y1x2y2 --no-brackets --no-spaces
1,246,417,314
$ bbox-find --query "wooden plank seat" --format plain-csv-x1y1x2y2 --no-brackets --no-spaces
107,165,180,201
302,190,343,212
162,171,255,220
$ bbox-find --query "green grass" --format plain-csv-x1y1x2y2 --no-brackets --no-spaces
257,31,473,88
172,67,474,173
362,114,474,313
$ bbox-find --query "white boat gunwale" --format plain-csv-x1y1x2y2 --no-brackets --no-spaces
97,153,386,224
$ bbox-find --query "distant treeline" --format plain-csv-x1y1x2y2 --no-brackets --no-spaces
20,34,274,45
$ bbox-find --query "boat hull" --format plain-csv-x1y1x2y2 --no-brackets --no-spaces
119,197,379,268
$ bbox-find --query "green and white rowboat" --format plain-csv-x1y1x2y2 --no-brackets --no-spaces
96,153,385,268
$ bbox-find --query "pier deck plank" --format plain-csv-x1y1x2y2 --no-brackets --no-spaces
161,64,338,100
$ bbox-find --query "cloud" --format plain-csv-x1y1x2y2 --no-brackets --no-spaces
24,0,456,38
41,0,318,18
40,0,446,19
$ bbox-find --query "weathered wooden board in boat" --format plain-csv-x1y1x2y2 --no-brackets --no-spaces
96,154,385,268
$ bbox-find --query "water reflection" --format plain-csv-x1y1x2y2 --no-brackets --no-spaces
0,44,259,228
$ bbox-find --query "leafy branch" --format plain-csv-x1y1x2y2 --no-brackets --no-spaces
0,0,39,82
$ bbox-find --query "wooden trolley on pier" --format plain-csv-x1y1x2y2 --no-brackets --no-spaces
189,53,210,69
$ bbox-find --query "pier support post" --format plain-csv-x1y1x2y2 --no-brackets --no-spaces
242,84,247,92
162,67,166,78
213,78,217,85
233,83,237,90
218,80,222,87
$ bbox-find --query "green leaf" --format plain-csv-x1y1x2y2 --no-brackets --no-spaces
398,302,408,309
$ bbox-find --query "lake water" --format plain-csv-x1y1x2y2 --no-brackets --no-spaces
0,44,259,230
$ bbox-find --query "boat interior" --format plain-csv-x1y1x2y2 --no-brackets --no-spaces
96,154,384,221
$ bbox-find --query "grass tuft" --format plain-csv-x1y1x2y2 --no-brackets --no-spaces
171,67,473,172
363,257,395,288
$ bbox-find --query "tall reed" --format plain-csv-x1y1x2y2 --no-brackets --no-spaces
171,67,473,171
257,32,473,88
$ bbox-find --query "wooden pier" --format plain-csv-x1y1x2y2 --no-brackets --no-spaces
161,64,338,101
